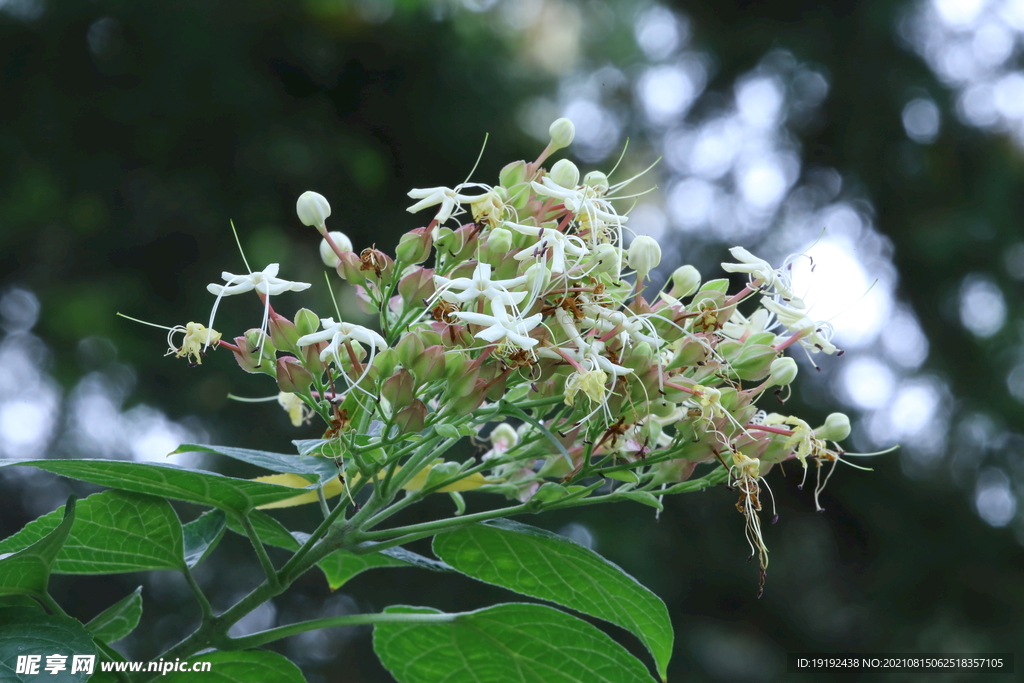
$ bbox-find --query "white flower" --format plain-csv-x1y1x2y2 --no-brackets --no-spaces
721,247,804,307
205,264,311,350
453,300,543,349
761,299,837,355
297,317,388,366
406,183,492,226
720,308,774,341
507,222,588,274
433,262,528,309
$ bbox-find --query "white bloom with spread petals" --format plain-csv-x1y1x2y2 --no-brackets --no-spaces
453,300,543,349
761,299,837,355
205,264,311,350
507,222,588,274
433,262,528,308
721,247,804,307
406,183,493,227
297,317,388,365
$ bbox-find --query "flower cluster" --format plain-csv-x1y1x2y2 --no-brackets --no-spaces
143,118,868,595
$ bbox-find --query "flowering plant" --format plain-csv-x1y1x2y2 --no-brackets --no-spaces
0,120,872,683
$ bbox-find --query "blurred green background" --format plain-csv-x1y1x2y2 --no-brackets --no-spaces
2,0,1023,681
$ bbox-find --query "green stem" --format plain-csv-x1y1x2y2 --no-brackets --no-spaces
316,486,331,519
182,565,213,620
224,611,456,650
239,512,279,588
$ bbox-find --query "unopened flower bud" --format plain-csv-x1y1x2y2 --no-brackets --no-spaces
549,159,580,189
589,243,623,275
816,412,851,441
300,341,325,377
268,314,300,353
411,345,447,386
444,349,470,380
381,369,416,410
395,332,425,367
628,235,662,281
766,357,798,387
499,160,529,188
622,341,654,373
394,399,427,434
548,117,575,151
670,265,701,299
293,309,320,337
398,267,435,304
449,379,488,416
276,356,314,394
583,170,609,193
297,191,331,233
337,251,366,285
490,423,519,451
486,227,513,255
320,231,353,268
371,347,398,377
396,227,433,264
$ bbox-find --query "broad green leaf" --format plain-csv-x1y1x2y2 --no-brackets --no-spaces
0,491,184,574
86,586,142,643
0,608,97,683
317,545,452,591
0,596,40,610
0,496,75,597
171,444,339,483
182,510,226,568
433,519,673,681
292,438,343,459
154,650,306,683
373,603,654,683
0,459,316,513
224,512,449,590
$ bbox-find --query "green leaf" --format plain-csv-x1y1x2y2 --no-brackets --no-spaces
0,496,75,597
292,439,343,459
617,491,664,511
433,519,673,681
224,512,448,590
0,459,316,513
0,491,184,574
0,607,98,683
158,650,306,683
225,510,302,551
434,423,461,439
85,586,142,643
171,444,339,483
182,510,226,568
373,603,655,683
317,544,452,591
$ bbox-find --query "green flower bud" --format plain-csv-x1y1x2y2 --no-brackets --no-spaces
499,160,529,188
297,191,331,233
670,265,701,299
622,341,654,373
486,227,513,255
411,345,447,386
448,379,488,416
589,243,623,275
267,314,300,353
548,117,575,151
549,159,580,189
395,332,425,367
731,344,778,381
396,227,433,264
276,356,314,395
583,170,609,193
319,231,353,268
371,347,398,378
381,368,416,410
300,341,325,377
765,357,798,387
628,235,662,281
444,349,470,380
666,337,710,370
293,308,320,337
816,412,851,441
337,251,366,285
394,399,427,434
398,267,435,305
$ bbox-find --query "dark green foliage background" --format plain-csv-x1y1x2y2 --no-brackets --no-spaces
1,1,1022,681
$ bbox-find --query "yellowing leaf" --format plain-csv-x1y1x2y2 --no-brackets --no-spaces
253,474,343,509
